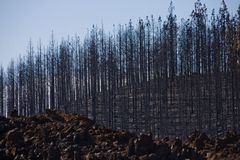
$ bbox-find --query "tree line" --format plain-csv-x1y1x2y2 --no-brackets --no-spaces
1,0,240,137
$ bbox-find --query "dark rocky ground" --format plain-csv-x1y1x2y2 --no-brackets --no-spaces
0,110,240,160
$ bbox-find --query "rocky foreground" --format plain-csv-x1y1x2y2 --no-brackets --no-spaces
0,110,240,160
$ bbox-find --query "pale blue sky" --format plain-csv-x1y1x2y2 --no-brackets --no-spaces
0,0,239,68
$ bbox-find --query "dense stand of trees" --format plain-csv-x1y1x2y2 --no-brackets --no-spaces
1,0,240,137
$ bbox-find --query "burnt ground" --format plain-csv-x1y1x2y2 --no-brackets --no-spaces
0,110,240,160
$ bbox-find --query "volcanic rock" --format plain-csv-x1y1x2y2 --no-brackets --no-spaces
6,128,24,147
134,133,156,155
0,110,239,160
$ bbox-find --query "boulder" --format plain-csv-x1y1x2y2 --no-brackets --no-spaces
47,142,60,160
171,138,182,154
6,128,24,147
155,143,171,158
134,133,156,155
127,137,135,156
181,145,200,160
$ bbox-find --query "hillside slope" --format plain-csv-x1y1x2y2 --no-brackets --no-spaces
0,110,239,160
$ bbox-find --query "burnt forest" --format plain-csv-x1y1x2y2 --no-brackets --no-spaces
0,0,240,159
